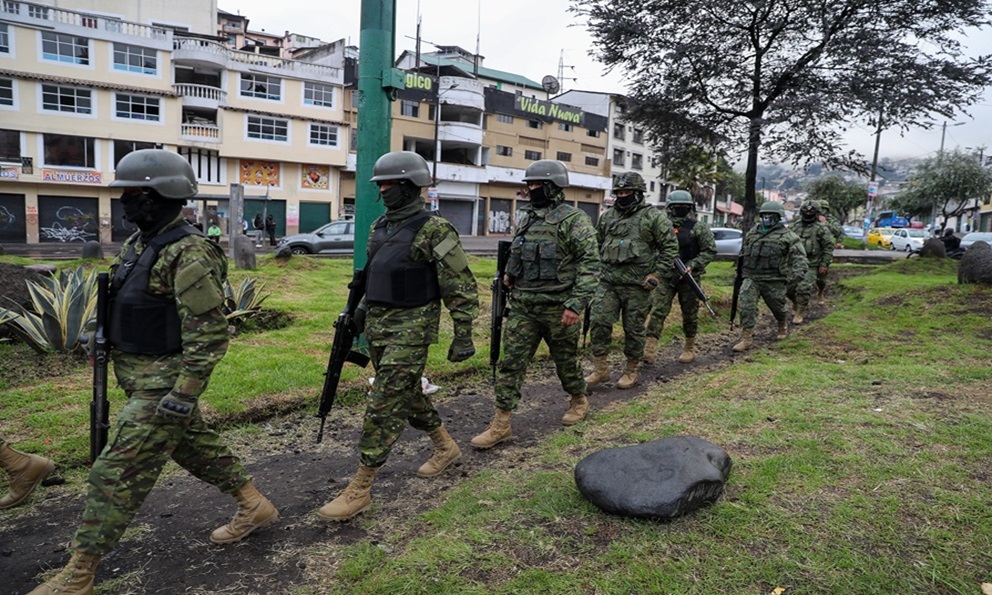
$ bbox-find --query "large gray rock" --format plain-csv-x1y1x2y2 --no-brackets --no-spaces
574,435,732,519
233,234,256,270
81,240,104,260
918,238,946,258
958,241,992,285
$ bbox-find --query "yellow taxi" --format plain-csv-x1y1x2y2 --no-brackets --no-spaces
866,227,896,248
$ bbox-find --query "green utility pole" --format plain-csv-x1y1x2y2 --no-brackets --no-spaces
353,0,399,269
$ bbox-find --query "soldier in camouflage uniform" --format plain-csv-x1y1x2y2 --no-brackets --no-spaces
30,150,278,595
0,436,55,509
471,160,599,450
788,201,834,324
732,201,808,352
585,173,677,388
318,151,479,522
816,199,843,303
643,190,717,364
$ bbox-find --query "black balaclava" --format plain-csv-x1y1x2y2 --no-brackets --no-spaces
615,191,641,212
380,180,421,210
801,208,817,223
121,189,183,240
529,182,554,208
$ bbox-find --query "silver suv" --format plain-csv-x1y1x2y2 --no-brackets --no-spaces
276,220,354,255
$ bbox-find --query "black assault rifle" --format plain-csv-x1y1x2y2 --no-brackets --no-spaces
316,269,371,443
489,241,512,382
728,255,744,330
674,257,718,318
89,272,110,465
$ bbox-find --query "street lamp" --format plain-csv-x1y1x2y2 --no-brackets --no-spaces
431,82,459,182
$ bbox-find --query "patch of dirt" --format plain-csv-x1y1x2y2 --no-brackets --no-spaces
0,270,862,594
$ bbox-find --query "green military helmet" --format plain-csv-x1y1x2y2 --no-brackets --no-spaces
759,201,786,217
666,190,694,205
817,199,831,213
370,151,433,187
109,149,197,200
522,159,570,188
800,200,819,215
613,171,647,192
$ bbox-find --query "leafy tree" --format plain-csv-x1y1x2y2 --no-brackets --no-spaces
664,144,720,205
573,0,992,230
891,149,992,227
715,159,746,205
805,176,867,225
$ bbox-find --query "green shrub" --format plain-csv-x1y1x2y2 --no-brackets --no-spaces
0,265,98,354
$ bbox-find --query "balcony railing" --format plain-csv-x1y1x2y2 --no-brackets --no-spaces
181,123,220,141
173,84,227,103
3,0,168,40
173,38,342,81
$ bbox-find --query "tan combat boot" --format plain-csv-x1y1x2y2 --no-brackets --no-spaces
0,443,55,509
816,287,826,305
317,464,380,521
792,305,805,324
470,408,513,449
732,328,753,352
28,551,101,595
416,425,462,478
561,394,589,426
209,481,280,544
642,337,658,364
584,355,611,385
678,336,696,364
776,319,789,340
616,360,639,389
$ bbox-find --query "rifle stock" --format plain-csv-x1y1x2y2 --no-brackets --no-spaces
316,269,370,443
90,272,110,464
674,257,718,318
489,241,512,381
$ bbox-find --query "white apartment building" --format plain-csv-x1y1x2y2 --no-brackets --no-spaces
0,0,349,246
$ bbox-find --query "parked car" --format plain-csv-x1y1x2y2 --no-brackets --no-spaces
866,227,896,248
275,220,355,255
842,225,864,240
889,228,928,252
711,227,743,255
959,232,992,250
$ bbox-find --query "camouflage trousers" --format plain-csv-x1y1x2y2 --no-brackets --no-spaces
74,389,249,555
645,278,700,340
816,266,829,293
787,267,818,309
739,278,789,329
495,301,586,411
588,283,653,359
360,343,440,468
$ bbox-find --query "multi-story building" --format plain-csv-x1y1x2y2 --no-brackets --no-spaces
0,0,349,246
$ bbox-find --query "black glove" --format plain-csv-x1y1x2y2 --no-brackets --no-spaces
156,392,197,419
447,327,475,362
351,305,367,335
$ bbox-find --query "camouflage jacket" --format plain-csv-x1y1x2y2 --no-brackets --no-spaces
794,220,835,268
666,215,717,280
826,216,844,245
740,223,808,283
364,212,479,346
506,201,599,313
596,203,678,286
111,216,229,397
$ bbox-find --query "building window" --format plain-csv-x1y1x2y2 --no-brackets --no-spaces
558,122,574,132
41,84,92,114
496,145,513,157
179,146,223,184
557,151,572,162
247,115,288,141
612,123,625,140
42,32,89,65
240,73,281,100
0,23,9,53
633,128,644,144
527,120,543,129
43,134,96,168
113,140,156,168
115,94,160,121
497,114,513,124
304,82,334,107
587,129,601,138
650,181,656,192
28,4,48,18
2,2,20,15
309,123,339,146
584,156,599,167
0,128,19,162
613,148,625,167
113,43,157,74
524,150,542,161
0,77,12,106
350,89,358,107
631,153,643,170
400,100,419,117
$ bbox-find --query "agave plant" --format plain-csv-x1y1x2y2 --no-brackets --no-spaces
223,277,269,322
0,265,99,354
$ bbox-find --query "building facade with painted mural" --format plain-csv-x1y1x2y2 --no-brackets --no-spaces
0,0,349,246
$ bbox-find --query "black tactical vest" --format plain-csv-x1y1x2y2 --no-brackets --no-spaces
109,225,201,355
674,219,700,262
365,210,440,308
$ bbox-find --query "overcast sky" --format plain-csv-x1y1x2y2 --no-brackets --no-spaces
228,0,992,165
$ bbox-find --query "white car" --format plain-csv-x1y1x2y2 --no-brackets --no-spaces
711,227,743,255
959,232,992,250
889,228,927,252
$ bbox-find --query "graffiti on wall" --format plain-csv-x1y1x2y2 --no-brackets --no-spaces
38,197,98,243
